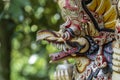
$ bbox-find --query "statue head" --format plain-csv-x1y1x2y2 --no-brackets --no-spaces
36,29,89,62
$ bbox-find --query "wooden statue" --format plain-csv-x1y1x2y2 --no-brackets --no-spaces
37,0,120,80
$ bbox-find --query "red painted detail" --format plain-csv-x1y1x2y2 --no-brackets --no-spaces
65,19,72,28
49,47,78,61
96,54,107,68
80,11,89,21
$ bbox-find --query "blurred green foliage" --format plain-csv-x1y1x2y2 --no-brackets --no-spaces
0,0,64,80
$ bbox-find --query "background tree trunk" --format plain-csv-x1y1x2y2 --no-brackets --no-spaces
0,19,14,80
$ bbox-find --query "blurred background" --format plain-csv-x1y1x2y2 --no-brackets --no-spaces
0,0,64,80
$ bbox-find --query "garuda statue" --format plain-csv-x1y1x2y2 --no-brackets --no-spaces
37,0,120,80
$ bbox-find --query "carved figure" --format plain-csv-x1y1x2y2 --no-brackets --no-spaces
37,0,120,80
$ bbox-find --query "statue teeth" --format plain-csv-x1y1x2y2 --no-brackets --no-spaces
60,44,63,50
63,45,67,52
61,44,63,50
53,43,56,47
55,44,57,48
56,43,59,49
58,44,61,50
51,42,69,51
59,44,63,50
62,44,65,50
58,45,61,50
58,44,61,49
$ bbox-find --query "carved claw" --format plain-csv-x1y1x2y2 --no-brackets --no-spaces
54,60,73,80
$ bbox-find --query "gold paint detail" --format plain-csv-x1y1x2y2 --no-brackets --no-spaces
87,0,117,30
75,57,90,73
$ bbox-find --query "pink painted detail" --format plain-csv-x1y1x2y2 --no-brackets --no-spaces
81,19,88,23
62,19,81,40
116,26,120,33
63,0,78,11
